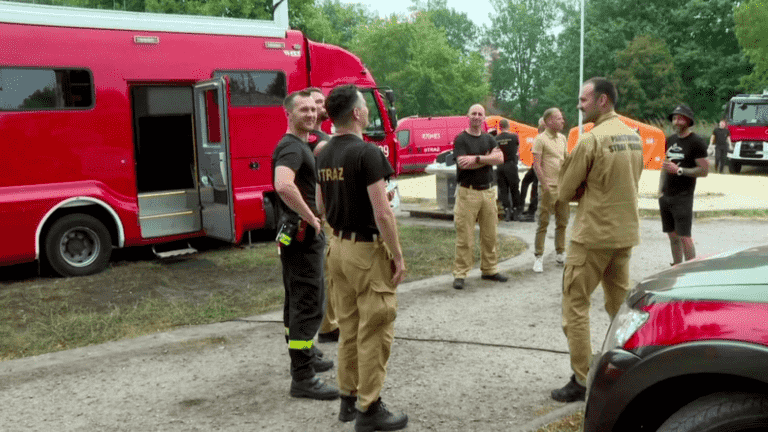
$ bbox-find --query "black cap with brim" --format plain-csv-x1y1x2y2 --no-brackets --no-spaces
668,104,695,126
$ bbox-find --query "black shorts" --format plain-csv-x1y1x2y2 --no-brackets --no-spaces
659,194,694,237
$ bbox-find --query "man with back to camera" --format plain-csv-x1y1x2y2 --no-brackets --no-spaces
272,89,338,400
315,84,409,431
552,77,644,402
452,104,509,290
709,118,732,174
495,119,525,222
659,104,708,265
531,108,569,273
519,119,545,220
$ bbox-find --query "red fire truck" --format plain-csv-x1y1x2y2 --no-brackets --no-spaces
726,91,768,173
0,0,398,276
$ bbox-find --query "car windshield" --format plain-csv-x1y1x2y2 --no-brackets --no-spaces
361,89,385,138
730,102,768,126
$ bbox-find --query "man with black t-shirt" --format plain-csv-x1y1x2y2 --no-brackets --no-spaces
316,84,408,431
307,87,332,156
659,104,709,265
272,89,338,401
452,104,508,290
495,119,524,222
709,119,732,173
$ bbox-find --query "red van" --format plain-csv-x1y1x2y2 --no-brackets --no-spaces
395,116,485,175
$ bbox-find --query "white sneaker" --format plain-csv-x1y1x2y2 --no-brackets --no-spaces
533,256,543,273
556,253,565,265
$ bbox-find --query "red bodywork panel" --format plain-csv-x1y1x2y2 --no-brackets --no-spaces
625,300,768,350
728,125,768,142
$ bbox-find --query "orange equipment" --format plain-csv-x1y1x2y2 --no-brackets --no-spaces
486,115,539,167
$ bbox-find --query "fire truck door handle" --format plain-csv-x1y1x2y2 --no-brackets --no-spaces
249,161,260,170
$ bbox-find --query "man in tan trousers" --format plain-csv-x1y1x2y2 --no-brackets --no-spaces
532,107,570,273
452,104,508,290
316,84,408,431
552,77,643,402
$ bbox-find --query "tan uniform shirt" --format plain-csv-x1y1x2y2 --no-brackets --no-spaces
558,111,643,249
532,130,567,188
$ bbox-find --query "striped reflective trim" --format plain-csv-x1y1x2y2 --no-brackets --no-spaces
289,340,314,350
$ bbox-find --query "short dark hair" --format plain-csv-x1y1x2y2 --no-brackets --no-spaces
499,119,509,130
326,84,362,125
585,77,617,106
283,89,313,111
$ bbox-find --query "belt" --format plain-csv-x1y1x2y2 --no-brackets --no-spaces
333,229,378,242
460,183,491,191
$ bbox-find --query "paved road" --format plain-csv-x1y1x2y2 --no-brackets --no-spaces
1,216,767,431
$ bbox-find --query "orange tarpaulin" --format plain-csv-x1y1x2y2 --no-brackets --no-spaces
566,115,666,170
486,115,539,167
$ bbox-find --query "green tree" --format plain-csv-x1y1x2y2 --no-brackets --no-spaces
409,0,480,54
351,13,488,117
485,0,558,124
735,0,768,92
610,35,683,121
301,0,376,47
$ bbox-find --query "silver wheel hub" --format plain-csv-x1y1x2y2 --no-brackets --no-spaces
59,226,100,268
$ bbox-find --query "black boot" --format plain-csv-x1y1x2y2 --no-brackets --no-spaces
503,207,514,222
339,395,357,422
551,374,586,402
355,398,408,432
308,347,333,372
290,375,339,400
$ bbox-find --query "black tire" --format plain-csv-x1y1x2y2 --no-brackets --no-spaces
657,392,768,432
44,214,112,277
731,160,742,173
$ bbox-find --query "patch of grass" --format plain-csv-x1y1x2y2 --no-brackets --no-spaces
0,223,525,361
534,410,583,432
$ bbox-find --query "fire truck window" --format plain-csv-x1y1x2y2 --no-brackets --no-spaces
397,130,410,148
204,89,223,144
362,90,384,135
0,68,93,110
212,70,286,106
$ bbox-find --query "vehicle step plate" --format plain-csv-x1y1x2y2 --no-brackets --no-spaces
152,245,198,259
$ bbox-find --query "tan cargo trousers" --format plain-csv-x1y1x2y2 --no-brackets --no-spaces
561,241,632,384
453,185,499,279
319,223,338,334
327,235,397,411
535,186,569,256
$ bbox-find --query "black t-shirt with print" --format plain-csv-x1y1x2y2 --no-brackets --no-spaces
316,134,394,233
271,133,318,219
453,131,497,187
711,127,730,149
663,133,708,197
495,132,519,164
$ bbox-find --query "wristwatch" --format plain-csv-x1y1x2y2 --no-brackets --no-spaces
677,167,683,176
475,156,481,164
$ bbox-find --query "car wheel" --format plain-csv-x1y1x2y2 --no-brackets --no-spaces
657,392,768,432
730,160,742,173
45,214,112,277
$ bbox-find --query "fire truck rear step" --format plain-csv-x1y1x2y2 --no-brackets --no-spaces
152,242,198,259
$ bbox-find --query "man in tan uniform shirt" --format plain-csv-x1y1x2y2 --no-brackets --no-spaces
551,77,643,402
532,108,569,273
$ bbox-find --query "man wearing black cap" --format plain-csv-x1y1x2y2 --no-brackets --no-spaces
659,104,709,265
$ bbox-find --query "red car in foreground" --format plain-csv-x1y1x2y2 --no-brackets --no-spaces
584,246,768,431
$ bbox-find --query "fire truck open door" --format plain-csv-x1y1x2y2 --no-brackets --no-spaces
193,77,236,242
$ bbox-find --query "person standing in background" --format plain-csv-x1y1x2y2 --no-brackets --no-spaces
709,119,732,174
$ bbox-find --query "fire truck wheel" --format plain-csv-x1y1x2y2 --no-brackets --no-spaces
657,392,768,432
45,214,113,277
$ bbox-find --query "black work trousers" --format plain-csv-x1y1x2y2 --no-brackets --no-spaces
497,161,522,210
715,147,728,173
280,229,325,381
520,168,539,213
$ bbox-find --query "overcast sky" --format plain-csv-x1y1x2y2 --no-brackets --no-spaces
337,0,496,28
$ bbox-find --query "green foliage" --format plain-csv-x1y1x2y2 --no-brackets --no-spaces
409,0,481,54
735,0,768,92
351,14,489,117
610,35,683,121
485,0,558,125
302,0,377,47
